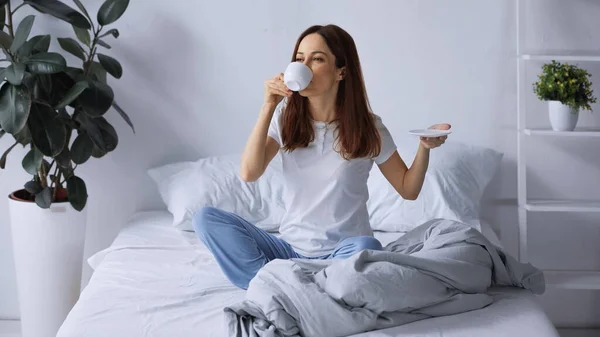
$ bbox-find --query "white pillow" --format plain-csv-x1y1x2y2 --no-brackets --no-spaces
147,153,286,232
148,141,502,234
366,141,503,232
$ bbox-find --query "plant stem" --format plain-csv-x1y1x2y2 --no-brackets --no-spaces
11,3,25,15
84,25,101,75
38,160,47,188
6,2,14,38
51,164,59,200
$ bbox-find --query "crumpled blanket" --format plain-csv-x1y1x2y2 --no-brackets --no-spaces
223,219,545,337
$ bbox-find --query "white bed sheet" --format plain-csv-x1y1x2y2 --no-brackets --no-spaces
57,210,559,337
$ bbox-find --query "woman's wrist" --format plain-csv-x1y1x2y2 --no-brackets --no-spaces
261,102,277,114
418,142,431,153
262,101,277,108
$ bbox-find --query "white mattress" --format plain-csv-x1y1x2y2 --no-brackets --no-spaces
57,210,559,337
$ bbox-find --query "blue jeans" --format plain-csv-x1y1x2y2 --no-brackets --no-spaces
192,206,383,289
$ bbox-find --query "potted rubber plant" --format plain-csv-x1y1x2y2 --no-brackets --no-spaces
0,1,133,336
533,60,597,131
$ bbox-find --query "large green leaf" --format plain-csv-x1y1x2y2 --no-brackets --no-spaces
32,75,50,102
78,80,114,116
93,117,117,151
90,143,106,158
112,100,134,133
75,112,102,150
55,147,71,168
17,35,51,57
0,83,31,134
55,81,88,109
25,52,67,74
73,26,90,46
24,0,91,29
66,175,86,211
35,186,52,208
10,15,35,54
70,132,94,164
76,113,117,152
97,53,121,79
27,103,66,157
57,37,85,61
97,0,129,26
0,30,13,51
0,141,18,169
22,146,43,175
5,63,26,85
34,72,75,107
99,29,119,39
89,61,107,84
72,0,92,28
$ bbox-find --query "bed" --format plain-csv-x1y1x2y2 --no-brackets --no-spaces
57,143,559,336
56,210,559,337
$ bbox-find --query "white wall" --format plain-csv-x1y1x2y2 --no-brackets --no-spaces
1,0,599,327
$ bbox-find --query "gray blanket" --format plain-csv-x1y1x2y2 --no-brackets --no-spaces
223,219,545,337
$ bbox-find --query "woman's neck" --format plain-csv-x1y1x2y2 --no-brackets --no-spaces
308,94,337,123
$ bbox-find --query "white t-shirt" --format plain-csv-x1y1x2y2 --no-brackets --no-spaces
267,99,397,257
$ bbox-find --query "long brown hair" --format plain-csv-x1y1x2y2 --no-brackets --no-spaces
281,24,381,160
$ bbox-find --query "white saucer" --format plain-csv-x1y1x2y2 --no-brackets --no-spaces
408,129,452,137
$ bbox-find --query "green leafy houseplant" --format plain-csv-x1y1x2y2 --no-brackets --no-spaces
0,0,134,211
533,60,597,112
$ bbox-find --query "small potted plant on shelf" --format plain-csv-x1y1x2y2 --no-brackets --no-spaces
533,60,597,131
0,0,133,336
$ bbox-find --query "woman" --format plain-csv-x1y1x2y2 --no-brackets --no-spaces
193,24,450,289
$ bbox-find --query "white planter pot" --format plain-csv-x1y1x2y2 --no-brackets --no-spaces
548,100,579,131
8,191,87,337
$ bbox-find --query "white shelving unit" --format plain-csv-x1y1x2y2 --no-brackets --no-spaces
515,0,600,290
524,128,600,137
524,200,600,213
522,54,600,62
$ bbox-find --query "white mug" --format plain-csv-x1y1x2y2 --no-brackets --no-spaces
283,62,312,91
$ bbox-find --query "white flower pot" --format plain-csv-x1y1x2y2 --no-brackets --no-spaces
8,190,87,337
548,100,579,131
